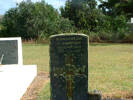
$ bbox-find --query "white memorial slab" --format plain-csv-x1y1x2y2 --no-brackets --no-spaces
0,65,37,100
0,37,37,100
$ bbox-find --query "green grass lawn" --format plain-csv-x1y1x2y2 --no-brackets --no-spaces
23,44,49,72
23,43,133,99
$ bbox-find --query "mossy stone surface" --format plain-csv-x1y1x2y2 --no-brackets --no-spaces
50,34,88,100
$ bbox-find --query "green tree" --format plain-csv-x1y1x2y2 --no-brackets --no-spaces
0,15,3,23
1,0,60,40
61,0,129,42
60,0,91,30
2,8,19,37
60,0,108,32
59,17,76,33
99,0,133,17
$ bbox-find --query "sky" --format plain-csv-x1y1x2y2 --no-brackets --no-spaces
0,0,66,15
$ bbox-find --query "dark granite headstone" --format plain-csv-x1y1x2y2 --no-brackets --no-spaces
50,34,88,100
0,40,18,64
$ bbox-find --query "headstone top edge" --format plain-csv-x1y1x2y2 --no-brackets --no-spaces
50,33,88,39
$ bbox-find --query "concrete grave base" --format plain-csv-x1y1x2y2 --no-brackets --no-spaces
0,65,37,100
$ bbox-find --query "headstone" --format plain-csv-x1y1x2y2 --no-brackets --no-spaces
50,34,88,100
0,37,23,65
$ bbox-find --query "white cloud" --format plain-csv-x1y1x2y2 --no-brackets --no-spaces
45,0,66,9
13,0,53,3
32,0,42,2
13,0,66,9
13,0,23,3
13,0,42,3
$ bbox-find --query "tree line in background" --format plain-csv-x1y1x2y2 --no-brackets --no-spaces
0,0,133,42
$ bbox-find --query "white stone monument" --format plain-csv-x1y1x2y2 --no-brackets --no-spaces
0,37,37,100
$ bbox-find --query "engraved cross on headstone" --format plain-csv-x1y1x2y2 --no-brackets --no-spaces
54,54,86,100
65,55,74,100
